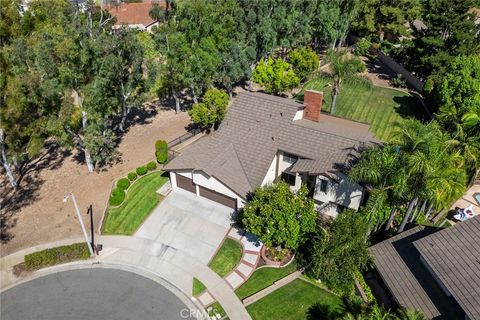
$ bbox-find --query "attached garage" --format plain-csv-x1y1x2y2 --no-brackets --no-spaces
199,186,237,210
176,174,196,193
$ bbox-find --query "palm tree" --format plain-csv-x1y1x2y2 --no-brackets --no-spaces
326,49,365,114
393,120,466,233
349,145,407,231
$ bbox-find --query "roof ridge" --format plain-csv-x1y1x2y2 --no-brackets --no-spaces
238,91,302,108
228,143,255,190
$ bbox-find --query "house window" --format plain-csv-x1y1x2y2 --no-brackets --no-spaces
319,179,328,193
283,152,298,164
281,172,296,186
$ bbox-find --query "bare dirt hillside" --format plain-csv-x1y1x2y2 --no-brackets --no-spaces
1,108,191,257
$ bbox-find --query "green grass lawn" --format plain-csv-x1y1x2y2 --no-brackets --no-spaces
236,260,298,300
208,302,228,319
192,278,207,296
209,238,243,278
300,75,428,141
246,278,345,320
102,171,168,235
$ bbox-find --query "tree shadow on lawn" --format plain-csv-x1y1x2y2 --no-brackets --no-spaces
393,95,431,122
307,302,346,320
0,143,69,244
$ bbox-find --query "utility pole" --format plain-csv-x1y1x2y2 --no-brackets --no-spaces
63,193,95,256
87,205,95,254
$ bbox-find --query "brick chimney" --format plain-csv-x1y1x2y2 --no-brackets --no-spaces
303,90,323,122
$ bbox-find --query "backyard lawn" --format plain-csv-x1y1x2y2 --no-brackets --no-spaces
236,260,298,300
102,171,168,235
246,278,345,320
208,238,243,277
300,75,428,141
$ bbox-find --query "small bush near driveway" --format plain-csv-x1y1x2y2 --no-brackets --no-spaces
109,187,125,206
136,166,148,175
128,171,138,181
24,243,90,270
155,140,168,164
117,178,130,190
146,161,157,171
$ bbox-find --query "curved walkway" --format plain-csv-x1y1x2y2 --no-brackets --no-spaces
197,227,263,307
99,235,251,320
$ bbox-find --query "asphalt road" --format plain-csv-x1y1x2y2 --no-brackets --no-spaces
0,268,197,320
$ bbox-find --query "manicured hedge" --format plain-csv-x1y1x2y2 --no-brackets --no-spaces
128,171,138,181
24,243,90,270
109,187,125,206
155,140,168,164
117,178,130,190
146,161,157,171
136,166,148,176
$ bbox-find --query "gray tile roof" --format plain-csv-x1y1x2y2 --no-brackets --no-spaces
165,92,374,197
370,226,467,319
414,216,480,320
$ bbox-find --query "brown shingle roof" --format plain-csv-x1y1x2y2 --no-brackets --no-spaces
106,1,162,27
165,92,374,197
414,216,480,320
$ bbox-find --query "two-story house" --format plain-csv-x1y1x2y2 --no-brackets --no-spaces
164,90,375,217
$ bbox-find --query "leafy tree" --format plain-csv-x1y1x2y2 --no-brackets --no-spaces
402,0,480,81
188,88,229,130
437,55,480,179
242,181,316,250
302,210,370,294
287,47,319,80
311,0,360,49
325,49,365,114
352,0,421,41
252,57,300,95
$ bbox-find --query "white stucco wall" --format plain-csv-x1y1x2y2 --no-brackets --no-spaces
261,154,278,186
170,172,178,188
315,202,340,218
313,173,364,211
278,151,296,173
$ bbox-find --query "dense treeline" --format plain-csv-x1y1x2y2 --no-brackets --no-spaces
1,0,478,219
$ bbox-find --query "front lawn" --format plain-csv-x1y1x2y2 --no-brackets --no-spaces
236,260,298,300
209,238,243,277
102,171,168,235
300,75,428,141
23,243,90,271
246,278,345,320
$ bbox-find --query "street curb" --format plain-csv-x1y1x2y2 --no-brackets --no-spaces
1,260,206,320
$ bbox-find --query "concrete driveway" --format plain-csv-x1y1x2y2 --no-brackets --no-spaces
135,188,234,265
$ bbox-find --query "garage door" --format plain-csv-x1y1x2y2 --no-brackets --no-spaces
199,186,237,209
176,174,196,193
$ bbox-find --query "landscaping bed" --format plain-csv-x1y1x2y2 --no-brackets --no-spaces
14,243,91,275
300,74,428,141
246,278,345,320
102,171,169,235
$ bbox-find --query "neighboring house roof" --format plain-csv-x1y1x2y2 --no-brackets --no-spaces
106,1,161,28
414,216,480,320
165,92,374,197
370,226,444,319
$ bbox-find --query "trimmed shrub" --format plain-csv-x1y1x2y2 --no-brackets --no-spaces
354,38,371,56
155,140,168,164
136,166,148,176
117,178,130,190
24,243,90,270
109,187,125,206
146,161,157,171
127,171,138,181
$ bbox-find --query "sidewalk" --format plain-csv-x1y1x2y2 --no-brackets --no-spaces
1,235,252,320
